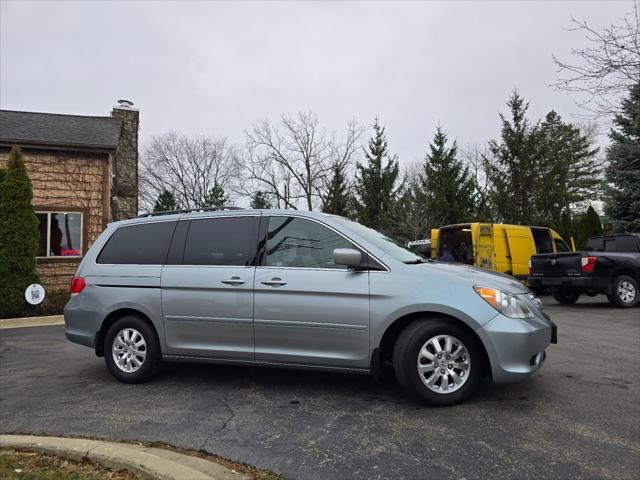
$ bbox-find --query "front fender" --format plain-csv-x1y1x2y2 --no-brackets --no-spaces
371,302,495,351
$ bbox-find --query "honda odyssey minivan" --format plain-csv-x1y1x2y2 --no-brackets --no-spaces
64,208,556,406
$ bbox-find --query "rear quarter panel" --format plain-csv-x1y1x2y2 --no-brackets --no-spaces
65,221,168,352
64,264,166,352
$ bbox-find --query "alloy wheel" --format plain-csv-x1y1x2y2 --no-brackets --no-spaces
617,280,636,304
112,328,147,373
417,334,471,394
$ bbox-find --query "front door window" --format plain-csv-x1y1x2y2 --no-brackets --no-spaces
264,216,355,269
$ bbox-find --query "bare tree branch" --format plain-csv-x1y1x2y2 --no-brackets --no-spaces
551,1,640,118
139,132,240,211
240,112,363,210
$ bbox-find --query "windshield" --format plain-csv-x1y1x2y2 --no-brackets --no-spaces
331,217,424,263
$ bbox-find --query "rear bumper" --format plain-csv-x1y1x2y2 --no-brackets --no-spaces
527,276,606,291
63,296,100,349
477,313,554,384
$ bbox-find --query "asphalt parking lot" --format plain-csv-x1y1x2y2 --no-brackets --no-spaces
1,295,638,480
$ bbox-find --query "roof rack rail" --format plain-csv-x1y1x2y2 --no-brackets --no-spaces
137,206,245,218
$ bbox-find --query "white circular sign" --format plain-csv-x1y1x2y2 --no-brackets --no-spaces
25,284,45,305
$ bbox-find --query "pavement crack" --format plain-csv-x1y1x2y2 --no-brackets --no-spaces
85,442,108,455
199,398,236,452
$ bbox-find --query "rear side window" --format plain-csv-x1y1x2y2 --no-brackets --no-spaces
182,216,259,266
586,238,604,251
97,221,176,265
615,236,639,252
603,238,617,252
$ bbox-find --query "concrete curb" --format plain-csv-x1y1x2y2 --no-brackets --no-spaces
0,434,249,480
0,315,64,330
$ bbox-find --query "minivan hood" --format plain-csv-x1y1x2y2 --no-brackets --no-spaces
413,261,530,294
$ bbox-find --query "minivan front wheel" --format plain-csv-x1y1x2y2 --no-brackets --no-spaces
104,316,160,383
393,319,482,406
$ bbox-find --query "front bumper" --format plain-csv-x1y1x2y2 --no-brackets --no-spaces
477,312,555,384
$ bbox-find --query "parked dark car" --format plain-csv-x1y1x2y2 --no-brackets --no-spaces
528,234,640,307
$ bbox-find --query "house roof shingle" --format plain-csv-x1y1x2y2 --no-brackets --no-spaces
0,110,122,150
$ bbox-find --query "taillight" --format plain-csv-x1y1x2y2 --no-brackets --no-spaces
70,277,86,296
528,259,532,274
581,256,597,273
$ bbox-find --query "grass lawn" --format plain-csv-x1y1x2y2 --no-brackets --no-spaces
0,450,139,480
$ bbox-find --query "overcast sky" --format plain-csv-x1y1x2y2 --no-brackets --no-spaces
0,1,631,167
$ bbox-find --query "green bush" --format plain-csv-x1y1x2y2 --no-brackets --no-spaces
38,289,70,316
0,146,40,318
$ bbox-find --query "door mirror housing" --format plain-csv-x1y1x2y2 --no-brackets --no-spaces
333,248,362,268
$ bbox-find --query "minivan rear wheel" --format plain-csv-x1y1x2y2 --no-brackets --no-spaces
393,319,482,406
104,316,160,383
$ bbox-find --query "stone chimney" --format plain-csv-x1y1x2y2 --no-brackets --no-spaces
110,99,139,220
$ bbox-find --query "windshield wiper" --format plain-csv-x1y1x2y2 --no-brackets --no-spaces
403,258,430,264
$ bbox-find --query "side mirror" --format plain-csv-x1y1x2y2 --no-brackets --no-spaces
333,248,362,268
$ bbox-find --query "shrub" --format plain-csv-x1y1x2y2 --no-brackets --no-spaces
0,146,40,318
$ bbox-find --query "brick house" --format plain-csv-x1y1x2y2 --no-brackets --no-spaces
0,100,139,292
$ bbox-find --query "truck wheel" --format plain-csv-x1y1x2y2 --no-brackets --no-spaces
104,316,161,383
607,275,639,308
393,319,482,407
552,289,580,305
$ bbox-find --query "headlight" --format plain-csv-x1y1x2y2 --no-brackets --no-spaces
474,286,535,319
526,293,544,311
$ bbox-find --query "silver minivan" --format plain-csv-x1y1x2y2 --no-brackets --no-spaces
64,208,556,406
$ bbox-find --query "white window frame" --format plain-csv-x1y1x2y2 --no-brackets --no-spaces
36,211,84,258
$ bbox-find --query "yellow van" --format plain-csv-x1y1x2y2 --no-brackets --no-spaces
431,223,573,282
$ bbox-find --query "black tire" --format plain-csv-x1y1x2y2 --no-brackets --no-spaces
104,315,161,383
607,275,639,308
552,289,580,305
392,319,482,407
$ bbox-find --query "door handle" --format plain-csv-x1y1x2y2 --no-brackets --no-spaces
261,277,287,287
221,276,245,286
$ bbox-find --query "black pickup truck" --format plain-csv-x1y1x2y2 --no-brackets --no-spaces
528,233,640,307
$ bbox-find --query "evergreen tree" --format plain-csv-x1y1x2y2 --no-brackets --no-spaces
484,91,600,227
250,191,272,209
389,170,430,243
353,119,400,232
484,90,539,224
419,127,476,226
153,190,178,212
322,161,353,217
558,208,576,245
605,83,640,232
203,183,229,208
0,146,39,318
535,111,600,227
576,205,603,249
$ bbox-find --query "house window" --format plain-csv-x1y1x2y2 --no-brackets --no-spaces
36,212,83,258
